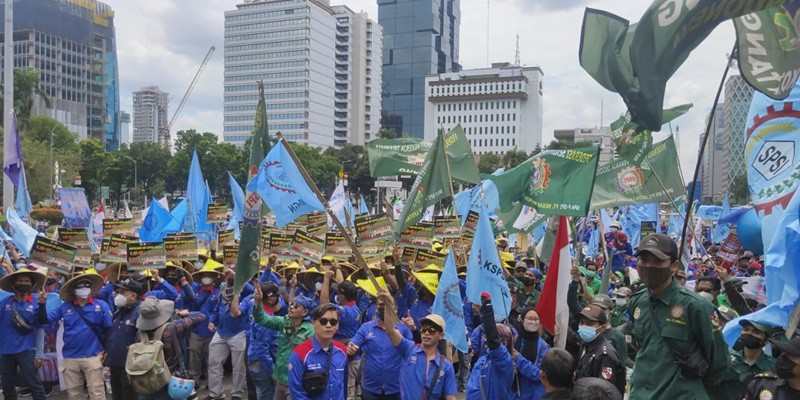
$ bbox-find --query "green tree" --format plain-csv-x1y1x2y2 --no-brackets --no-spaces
25,116,78,152
377,128,398,139
729,173,750,205
100,148,135,208
21,137,80,204
544,140,594,150
288,143,340,195
0,69,51,128
79,139,109,204
128,142,171,200
477,153,502,174
323,144,374,198
502,148,529,169
204,142,247,195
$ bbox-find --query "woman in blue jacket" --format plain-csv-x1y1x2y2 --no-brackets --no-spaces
511,308,550,400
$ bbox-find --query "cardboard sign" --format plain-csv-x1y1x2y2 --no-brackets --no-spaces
164,236,198,262
206,203,229,224
103,218,133,238
223,244,239,269
30,236,77,276
268,233,294,261
104,234,138,263
718,233,742,271
358,242,383,262
401,247,418,267
58,228,92,270
308,221,328,236
325,233,352,260
400,222,434,250
127,242,167,270
433,216,461,239
306,211,327,226
462,211,479,239
413,249,446,271
640,221,657,238
355,213,392,244
290,230,324,265
217,229,235,250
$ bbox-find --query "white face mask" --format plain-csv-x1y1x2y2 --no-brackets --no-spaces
95,263,107,272
615,298,628,308
315,282,323,292
201,277,214,286
114,294,129,307
74,287,92,299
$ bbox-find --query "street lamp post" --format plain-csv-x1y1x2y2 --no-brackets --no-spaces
3,0,14,210
49,124,57,202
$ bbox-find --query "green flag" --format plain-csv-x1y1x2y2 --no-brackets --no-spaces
366,138,432,176
590,136,684,210
395,132,452,235
580,2,784,131
443,124,481,184
489,146,600,217
611,103,692,166
234,82,271,294
734,5,800,100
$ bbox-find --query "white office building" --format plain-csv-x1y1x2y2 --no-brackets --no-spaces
424,63,543,154
553,126,616,165
119,110,132,145
330,5,381,146
132,86,170,146
223,0,340,148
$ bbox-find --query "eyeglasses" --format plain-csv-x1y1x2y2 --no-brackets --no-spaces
420,326,441,335
318,318,338,327
289,302,303,309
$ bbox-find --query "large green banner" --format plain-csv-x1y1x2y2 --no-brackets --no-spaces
590,136,684,209
395,133,452,234
367,138,431,176
489,146,600,217
443,124,481,184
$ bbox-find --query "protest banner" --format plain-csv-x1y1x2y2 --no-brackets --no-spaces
104,234,138,263
306,211,327,226
58,188,91,228
358,242,383,262
290,230,324,264
103,218,133,238
223,244,239,269
462,211,479,238
324,232,352,260
400,222,434,250
718,233,742,271
206,203,229,224
164,235,198,262
58,228,92,270
433,216,461,239
268,233,294,261
401,247,418,267
413,249,446,271
30,236,77,276
308,221,328,236
217,229,235,250
127,242,167,270
355,213,392,244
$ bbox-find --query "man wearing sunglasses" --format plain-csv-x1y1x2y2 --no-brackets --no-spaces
252,287,315,400
288,303,348,400
379,288,457,400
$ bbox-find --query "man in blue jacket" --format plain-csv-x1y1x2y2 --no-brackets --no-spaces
103,278,146,400
0,267,47,400
207,272,248,400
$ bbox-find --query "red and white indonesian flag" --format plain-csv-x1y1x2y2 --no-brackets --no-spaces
536,215,571,348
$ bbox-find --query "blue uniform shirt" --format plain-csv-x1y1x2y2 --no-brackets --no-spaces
395,338,457,400
147,280,179,301
466,345,515,400
511,338,550,400
333,301,361,341
39,297,113,359
408,297,434,329
350,320,413,395
0,294,39,355
190,283,219,337
242,295,279,371
171,283,196,310
104,301,141,369
210,297,249,338
288,336,348,400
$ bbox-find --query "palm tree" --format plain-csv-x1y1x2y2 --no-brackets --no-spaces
0,68,51,128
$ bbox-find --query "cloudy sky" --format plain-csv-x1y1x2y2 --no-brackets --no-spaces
105,0,736,178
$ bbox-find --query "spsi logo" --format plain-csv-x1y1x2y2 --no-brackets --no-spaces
753,141,794,181
529,158,551,195
265,161,296,194
615,167,644,194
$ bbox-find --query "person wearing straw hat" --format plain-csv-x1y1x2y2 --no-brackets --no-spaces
206,270,248,400
104,278,146,400
163,261,196,310
37,270,112,400
406,265,442,329
186,263,222,387
0,266,47,400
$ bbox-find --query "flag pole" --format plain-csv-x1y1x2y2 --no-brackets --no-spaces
678,43,736,261
276,135,385,298
597,211,613,294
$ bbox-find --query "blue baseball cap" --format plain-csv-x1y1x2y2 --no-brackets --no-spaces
292,296,315,313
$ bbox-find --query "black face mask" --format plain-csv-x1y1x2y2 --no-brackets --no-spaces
376,306,386,320
521,277,535,287
14,283,31,293
738,333,764,350
775,354,797,379
46,277,58,286
165,276,179,285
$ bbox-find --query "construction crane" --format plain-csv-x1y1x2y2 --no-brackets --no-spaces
168,45,215,132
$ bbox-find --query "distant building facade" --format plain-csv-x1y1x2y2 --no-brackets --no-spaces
119,110,131,145
553,126,615,165
424,63,542,155
132,86,169,146
700,103,726,203
722,75,754,191
1,0,120,149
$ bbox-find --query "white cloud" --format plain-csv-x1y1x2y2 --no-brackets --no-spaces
105,0,741,182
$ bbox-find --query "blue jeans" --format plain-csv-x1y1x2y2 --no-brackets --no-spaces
0,349,46,400
247,362,275,400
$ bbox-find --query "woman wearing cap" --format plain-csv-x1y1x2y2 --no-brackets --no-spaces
0,267,47,400
37,271,112,400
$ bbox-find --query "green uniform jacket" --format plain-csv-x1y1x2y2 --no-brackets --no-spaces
711,349,775,400
252,304,314,386
627,280,730,400
609,307,629,328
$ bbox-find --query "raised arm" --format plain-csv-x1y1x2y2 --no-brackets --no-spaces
379,288,403,346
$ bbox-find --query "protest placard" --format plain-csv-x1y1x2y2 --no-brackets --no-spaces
103,218,133,238
104,234,138,263
58,228,92,270
718,233,742,271
433,216,461,239
324,232,352,260
400,222,434,250
355,213,392,244
413,249,446,271
30,236,77,276
206,203,229,224
290,230,324,265
217,229,235,250
127,242,167,270
401,247,418,267
268,233,294,261
164,236,198,262
223,244,239,269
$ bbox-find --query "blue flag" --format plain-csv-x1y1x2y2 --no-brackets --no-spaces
631,203,658,222
15,166,32,222
247,141,325,227
713,195,731,243
454,180,499,223
695,205,725,220
6,207,39,257
465,205,511,321
433,250,469,352
359,195,368,214
585,228,599,257
600,209,613,233
187,151,211,234
625,206,650,248
166,198,187,233
3,111,22,186
723,186,800,346
139,197,176,242
229,172,245,223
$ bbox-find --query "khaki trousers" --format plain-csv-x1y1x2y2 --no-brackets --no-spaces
61,354,106,400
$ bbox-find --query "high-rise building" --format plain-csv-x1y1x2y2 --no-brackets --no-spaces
118,110,131,145
700,103,726,203
132,86,169,146
330,5,382,146
722,75,754,191
553,126,616,165
1,0,120,149
379,0,461,138
424,63,542,154
223,0,337,148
